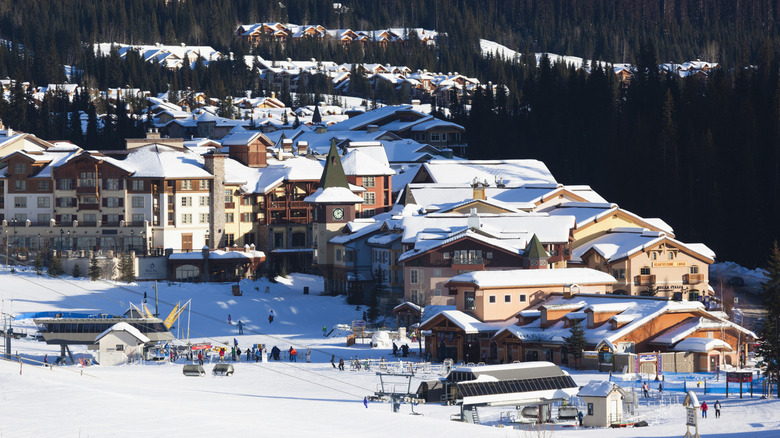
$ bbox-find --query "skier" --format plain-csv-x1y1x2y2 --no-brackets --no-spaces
322,325,327,337
338,358,345,371
363,397,368,408
305,348,311,363
269,310,275,323
714,400,721,418
701,401,708,418
642,382,649,398
228,314,232,325
237,320,244,335
331,355,336,368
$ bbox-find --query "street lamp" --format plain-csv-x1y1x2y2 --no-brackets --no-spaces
60,229,64,254
130,229,134,252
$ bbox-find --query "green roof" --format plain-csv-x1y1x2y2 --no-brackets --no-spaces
525,234,549,260
319,139,349,189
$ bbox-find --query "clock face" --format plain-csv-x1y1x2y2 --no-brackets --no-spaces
332,208,344,220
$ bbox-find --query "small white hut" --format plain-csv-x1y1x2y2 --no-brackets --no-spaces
95,322,150,366
578,381,628,427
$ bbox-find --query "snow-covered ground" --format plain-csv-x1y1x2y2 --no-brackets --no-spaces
1,269,778,437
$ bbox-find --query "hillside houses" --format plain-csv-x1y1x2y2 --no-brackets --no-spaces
237,23,438,47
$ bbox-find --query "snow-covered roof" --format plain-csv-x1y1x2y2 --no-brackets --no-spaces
672,337,733,353
303,187,364,204
420,310,505,334
571,228,715,264
578,381,621,397
419,159,557,186
446,268,616,289
121,144,213,179
341,148,394,176
95,322,150,344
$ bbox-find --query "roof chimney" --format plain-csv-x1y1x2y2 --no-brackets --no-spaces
467,208,480,230
471,178,487,200
366,124,379,133
296,140,308,155
282,139,293,152
316,126,327,134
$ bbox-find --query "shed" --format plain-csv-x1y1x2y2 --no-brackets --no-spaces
577,381,627,427
95,322,150,366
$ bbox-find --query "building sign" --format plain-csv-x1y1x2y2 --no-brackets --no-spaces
138,257,167,280
583,352,598,360
640,354,657,362
652,261,687,268
686,407,697,427
726,372,752,383
598,343,613,364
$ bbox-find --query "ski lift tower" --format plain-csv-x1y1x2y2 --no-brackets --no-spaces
369,372,425,413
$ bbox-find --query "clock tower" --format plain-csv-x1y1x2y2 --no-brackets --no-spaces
305,140,364,290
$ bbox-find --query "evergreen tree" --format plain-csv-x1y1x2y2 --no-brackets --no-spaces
757,242,780,381
34,253,44,275
563,319,586,369
48,256,64,278
89,255,101,280
367,267,384,324
72,262,82,278
119,254,135,283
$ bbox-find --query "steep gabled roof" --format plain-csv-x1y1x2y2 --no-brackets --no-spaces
525,234,549,260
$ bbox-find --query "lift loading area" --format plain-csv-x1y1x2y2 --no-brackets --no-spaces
416,361,579,424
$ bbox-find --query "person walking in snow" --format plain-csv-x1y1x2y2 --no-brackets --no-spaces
338,358,345,371
219,348,225,363
231,346,236,362
714,400,721,418
198,351,203,366
237,320,244,335
305,348,311,363
268,310,275,323
331,355,336,368
363,397,368,408
642,382,649,398
289,347,297,362
701,401,708,418
228,314,232,325
43,354,48,366
246,348,251,361
323,325,328,337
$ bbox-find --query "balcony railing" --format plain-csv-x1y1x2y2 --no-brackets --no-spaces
452,256,484,265
78,204,100,210
76,186,98,194
684,273,704,285
634,274,656,286
224,202,236,209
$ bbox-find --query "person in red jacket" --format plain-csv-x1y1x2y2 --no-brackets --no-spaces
701,401,708,418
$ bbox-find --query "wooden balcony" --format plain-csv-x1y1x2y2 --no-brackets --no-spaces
451,257,485,271
76,186,98,194
224,202,236,209
78,204,100,211
684,273,704,285
634,274,656,286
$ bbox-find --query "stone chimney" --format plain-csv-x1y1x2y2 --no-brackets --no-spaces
440,148,453,159
296,140,308,155
282,139,293,152
204,153,227,249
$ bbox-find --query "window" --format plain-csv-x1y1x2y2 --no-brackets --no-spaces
225,213,234,223
82,196,98,205
433,269,441,277
13,213,26,222
182,180,192,190
38,180,50,191
106,214,119,224
274,233,284,248
465,291,476,310
79,172,96,187
132,213,145,224
14,163,26,174
132,197,144,208
14,180,25,191
105,179,119,190
668,251,676,260
362,176,375,188
443,252,451,259
226,234,235,246
199,213,209,223
612,268,626,279
505,295,511,303
199,196,209,206
241,213,252,222
410,289,420,303
362,208,375,217
181,197,192,207
292,232,306,247
651,251,658,260
105,197,120,208
14,197,26,208
640,266,651,275
362,192,375,205
519,294,526,302
83,213,97,224
486,251,493,259
37,197,50,208
58,179,73,190
58,197,75,207
335,249,343,261
430,132,442,142
60,214,73,223
181,213,192,224
199,180,208,190
132,180,144,191
410,269,419,284
489,295,496,303
587,403,594,416
224,189,233,203
433,289,442,296
37,214,50,224
690,265,699,274
241,196,251,206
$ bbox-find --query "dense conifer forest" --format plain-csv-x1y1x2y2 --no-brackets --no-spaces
0,0,779,266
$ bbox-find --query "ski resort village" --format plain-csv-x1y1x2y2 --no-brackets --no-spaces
0,99,777,437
